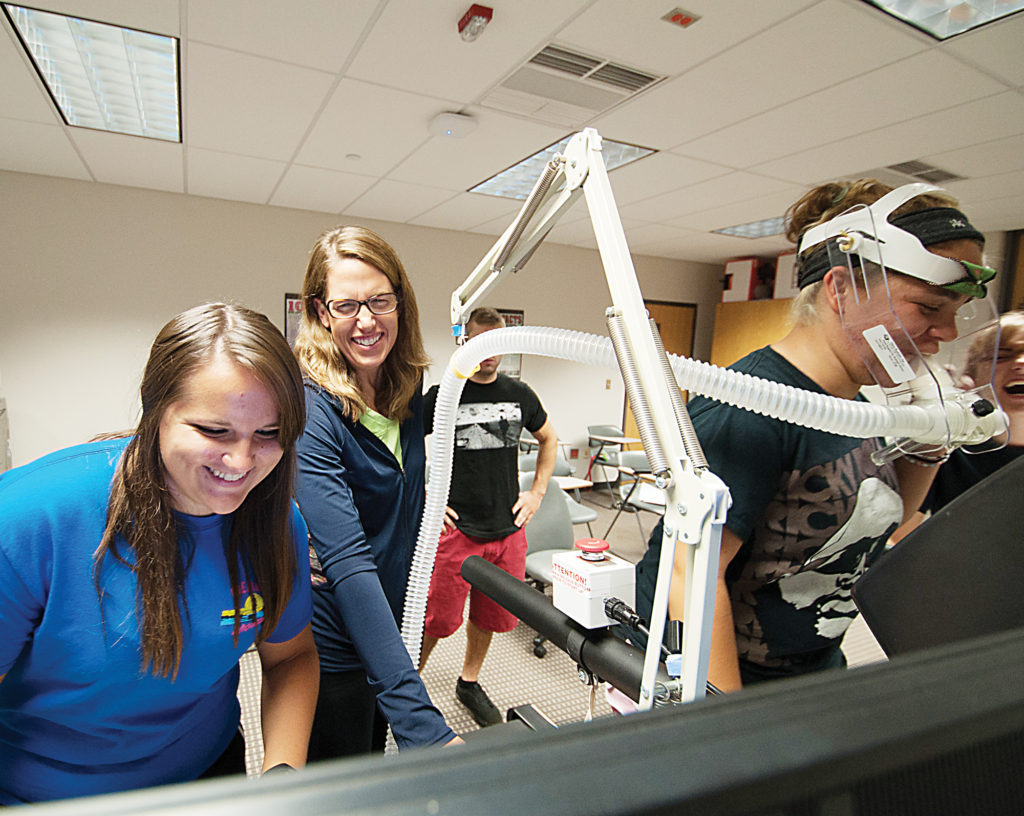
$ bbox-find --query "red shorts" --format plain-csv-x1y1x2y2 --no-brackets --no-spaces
424,526,527,638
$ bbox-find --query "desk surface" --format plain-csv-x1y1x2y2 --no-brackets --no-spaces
589,434,640,446
553,475,593,490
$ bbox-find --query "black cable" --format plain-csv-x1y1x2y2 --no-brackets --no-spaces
605,597,723,695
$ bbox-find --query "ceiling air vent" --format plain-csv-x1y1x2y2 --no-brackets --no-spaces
883,160,966,185
529,44,660,93
529,45,601,77
481,44,664,127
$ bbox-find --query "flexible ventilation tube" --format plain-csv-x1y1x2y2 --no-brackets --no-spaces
400,325,936,663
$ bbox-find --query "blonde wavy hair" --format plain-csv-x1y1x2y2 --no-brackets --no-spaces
294,226,429,421
784,179,962,326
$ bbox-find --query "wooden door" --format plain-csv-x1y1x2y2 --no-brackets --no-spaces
710,299,793,368
621,300,697,448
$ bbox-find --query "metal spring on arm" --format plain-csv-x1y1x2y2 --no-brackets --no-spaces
491,157,562,273
605,310,672,482
649,317,708,471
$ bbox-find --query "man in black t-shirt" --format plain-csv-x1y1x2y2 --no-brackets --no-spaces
419,308,559,726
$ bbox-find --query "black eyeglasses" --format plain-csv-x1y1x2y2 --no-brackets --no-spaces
321,293,400,319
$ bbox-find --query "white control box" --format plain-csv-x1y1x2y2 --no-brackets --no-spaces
551,549,635,629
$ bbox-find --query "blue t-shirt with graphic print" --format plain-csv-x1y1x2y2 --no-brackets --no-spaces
635,347,901,680
0,438,312,804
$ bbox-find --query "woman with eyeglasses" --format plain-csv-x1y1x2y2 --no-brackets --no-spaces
293,226,458,759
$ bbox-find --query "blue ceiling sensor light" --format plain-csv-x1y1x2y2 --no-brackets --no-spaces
861,0,1024,40
3,4,181,141
471,135,654,200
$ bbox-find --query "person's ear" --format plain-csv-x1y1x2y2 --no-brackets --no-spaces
313,298,331,331
822,267,847,316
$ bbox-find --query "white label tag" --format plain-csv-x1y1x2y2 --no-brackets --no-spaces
863,325,916,384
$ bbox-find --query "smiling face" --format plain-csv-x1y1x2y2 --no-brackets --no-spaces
994,328,1024,421
315,257,399,393
829,237,983,388
159,352,283,516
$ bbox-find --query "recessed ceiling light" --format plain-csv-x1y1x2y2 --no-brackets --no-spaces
861,0,1024,40
712,216,786,239
470,135,655,199
3,4,180,141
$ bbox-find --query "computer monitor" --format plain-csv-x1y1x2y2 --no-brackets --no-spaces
854,454,1024,657
26,626,1024,816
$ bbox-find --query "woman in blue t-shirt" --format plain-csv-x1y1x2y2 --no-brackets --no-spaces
0,303,318,804
293,226,458,758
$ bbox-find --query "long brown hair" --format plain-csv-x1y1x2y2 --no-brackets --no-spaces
293,226,429,421
94,303,306,678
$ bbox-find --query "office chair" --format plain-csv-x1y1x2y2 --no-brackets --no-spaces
520,472,575,658
519,452,595,536
603,450,663,540
518,451,573,477
586,423,626,503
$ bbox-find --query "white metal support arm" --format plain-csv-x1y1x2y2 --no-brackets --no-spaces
449,128,730,707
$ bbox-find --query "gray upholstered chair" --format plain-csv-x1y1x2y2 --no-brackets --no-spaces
520,472,575,657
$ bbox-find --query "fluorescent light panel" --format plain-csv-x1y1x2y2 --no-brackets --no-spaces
4,4,180,141
470,136,655,200
861,0,1024,40
713,216,786,239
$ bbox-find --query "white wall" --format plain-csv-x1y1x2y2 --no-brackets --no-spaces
0,169,722,469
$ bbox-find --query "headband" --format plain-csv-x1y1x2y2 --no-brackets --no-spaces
796,205,985,290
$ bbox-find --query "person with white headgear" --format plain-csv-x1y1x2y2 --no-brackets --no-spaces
631,179,998,690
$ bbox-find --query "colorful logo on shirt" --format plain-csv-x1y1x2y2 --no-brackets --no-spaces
220,581,264,632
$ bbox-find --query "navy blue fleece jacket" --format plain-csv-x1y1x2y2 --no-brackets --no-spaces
294,382,453,749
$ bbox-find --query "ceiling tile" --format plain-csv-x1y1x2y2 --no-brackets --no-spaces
667,185,804,232
296,79,448,176
188,0,378,72
605,151,730,206
345,0,591,103
619,171,799,223
633,228,786,264
28,0,181,35
386,109,566,190
186,43,334,160
962,193,1024,233
270,163,376,214
754,92,1024,187
409,192,520,232
343,178,456,223
943,169,1024,209
926,133,1024,181
677,50,1010,168
72,129,183,192
188,148,284,203
557,0,820,77
941,13,1024,87
0,117,90,178
594,0,928,150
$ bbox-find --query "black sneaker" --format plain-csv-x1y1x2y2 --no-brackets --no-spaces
456,677,502,727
